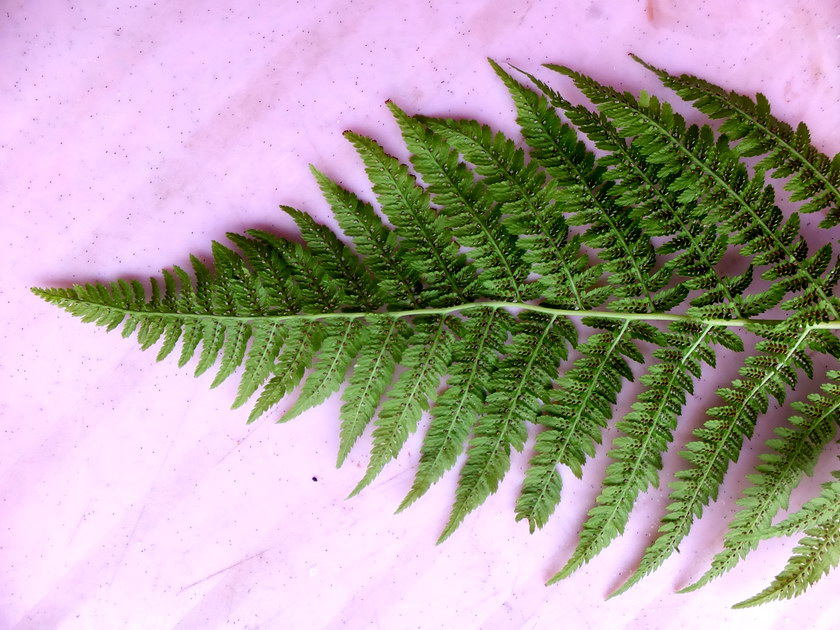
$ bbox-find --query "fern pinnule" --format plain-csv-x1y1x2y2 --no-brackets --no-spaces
231,322,287,409
632,54,840,228
161,263,207,361
613,324,819,596
438,312,577,543
733,469,840,607
247,230,345,312
223,234,301,315
754,469,840,540
682,370,840,592
398,308,512,512
279,205,383,309
248,321,324,424
281,320,368,423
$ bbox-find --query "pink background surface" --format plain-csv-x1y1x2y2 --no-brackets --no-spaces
3,1,840,628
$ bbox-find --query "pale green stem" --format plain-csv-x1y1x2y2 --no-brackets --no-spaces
74,298,840,329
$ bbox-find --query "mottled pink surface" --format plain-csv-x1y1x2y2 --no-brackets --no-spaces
3,1,840,628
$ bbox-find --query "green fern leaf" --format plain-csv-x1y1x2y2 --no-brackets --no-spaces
280,205,382,308
344,132,476,305
399,307,513,512
613,325,819,596
387,101,528,301
247,321,324,423
281,320,368,423
232,322,287,409
421,116,608,310
516,318,660,533
210,322,251,388
32,56,840,607
310,167,421,307
194,320,226,378
551,322,742,582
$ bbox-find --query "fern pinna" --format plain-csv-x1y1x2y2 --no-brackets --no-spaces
34,56,840,607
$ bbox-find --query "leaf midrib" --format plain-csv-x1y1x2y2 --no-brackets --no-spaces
43,292,840,330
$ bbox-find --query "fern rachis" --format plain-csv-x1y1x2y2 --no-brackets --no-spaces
34,55,840,607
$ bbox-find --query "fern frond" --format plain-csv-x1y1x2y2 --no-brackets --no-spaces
632,54,840,228
682,370,840,591
733,470,840,608
33,56,840,606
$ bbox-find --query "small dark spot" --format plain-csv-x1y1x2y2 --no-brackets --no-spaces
312,476,318,482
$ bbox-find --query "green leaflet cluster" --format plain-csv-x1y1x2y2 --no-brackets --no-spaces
34,56,840,607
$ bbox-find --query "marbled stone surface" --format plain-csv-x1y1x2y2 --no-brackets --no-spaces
3,1,839,628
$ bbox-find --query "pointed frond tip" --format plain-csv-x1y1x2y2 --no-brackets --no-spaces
33,54,840,607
